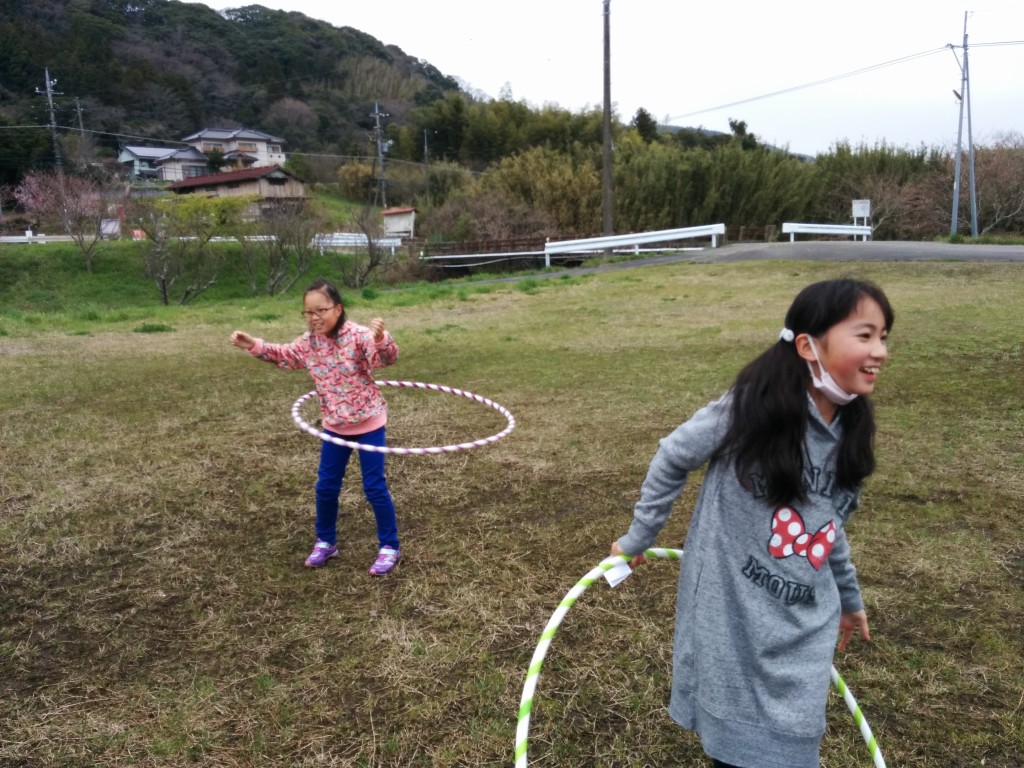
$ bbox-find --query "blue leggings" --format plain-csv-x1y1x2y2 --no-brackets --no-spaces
314,426,399,550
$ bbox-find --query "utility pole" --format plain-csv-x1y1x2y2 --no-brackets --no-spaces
74,97,86,135
35,67,63,174
949,12,979,237
601,0,614,242
369,102,391,208
423,128,430,205
964,19,978,239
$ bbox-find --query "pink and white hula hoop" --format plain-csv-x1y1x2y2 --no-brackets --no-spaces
291,380,516,455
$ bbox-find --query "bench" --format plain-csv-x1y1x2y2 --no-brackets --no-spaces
781,223,872,242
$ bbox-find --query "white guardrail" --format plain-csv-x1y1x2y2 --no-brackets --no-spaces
0,232,401,251
543,224,726,267
0,233,74,244
781,222,872,242
313,233,402,252
418,250,547,269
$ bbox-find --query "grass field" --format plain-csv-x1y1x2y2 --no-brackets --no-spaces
1,255,1022,767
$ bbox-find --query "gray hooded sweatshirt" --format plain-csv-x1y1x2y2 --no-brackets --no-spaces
617,393,864,768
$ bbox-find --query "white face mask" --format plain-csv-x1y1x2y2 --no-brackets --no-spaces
806,337,857,405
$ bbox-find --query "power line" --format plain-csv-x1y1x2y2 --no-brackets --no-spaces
667,47,949,122
10,37,1020,168
0,123,191,146
970,39,1024,47
667,38,1024,124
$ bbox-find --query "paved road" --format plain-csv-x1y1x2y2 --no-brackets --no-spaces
688,240,1024,263
463,240,1024,285
589,240,1024,272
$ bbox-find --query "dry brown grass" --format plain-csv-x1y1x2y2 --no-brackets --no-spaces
1,260,1022,767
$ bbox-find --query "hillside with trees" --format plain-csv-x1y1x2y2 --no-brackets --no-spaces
0,0,460,183
2,0,1023,248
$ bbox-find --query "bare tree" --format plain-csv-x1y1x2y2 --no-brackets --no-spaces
238,200,326,295
0,184,34,233
893,163,953,240
128,195,252,305
973,134,1024,235
421,187,556,242
11,171,124,272
336,206,397,288
130,197,181,306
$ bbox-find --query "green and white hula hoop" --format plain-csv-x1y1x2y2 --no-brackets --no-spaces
515,548,887,768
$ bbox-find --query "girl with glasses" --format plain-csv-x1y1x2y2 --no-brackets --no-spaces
231,277,402,576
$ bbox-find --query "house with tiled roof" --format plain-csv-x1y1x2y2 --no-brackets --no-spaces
166,165,306,210
118,145,174,179
180,128,287,170
118,145,211,182
157,147,211,181
119,127,288,182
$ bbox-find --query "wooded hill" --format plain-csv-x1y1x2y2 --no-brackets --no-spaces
0,0,461,184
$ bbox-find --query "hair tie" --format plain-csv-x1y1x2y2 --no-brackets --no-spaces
779,328,795,343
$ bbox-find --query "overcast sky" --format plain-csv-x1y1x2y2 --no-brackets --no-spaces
183,0,1024,156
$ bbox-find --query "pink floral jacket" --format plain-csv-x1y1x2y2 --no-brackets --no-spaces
249,320,398,434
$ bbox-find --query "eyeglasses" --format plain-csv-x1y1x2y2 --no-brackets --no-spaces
301,306,338,320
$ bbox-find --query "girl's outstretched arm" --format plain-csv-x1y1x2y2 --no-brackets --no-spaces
837,609,870,651
231,330,255,350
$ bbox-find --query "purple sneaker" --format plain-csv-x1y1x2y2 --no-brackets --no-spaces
368,546,400,576
304,540,338,568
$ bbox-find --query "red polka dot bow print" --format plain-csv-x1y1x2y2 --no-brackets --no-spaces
768,506,837,571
